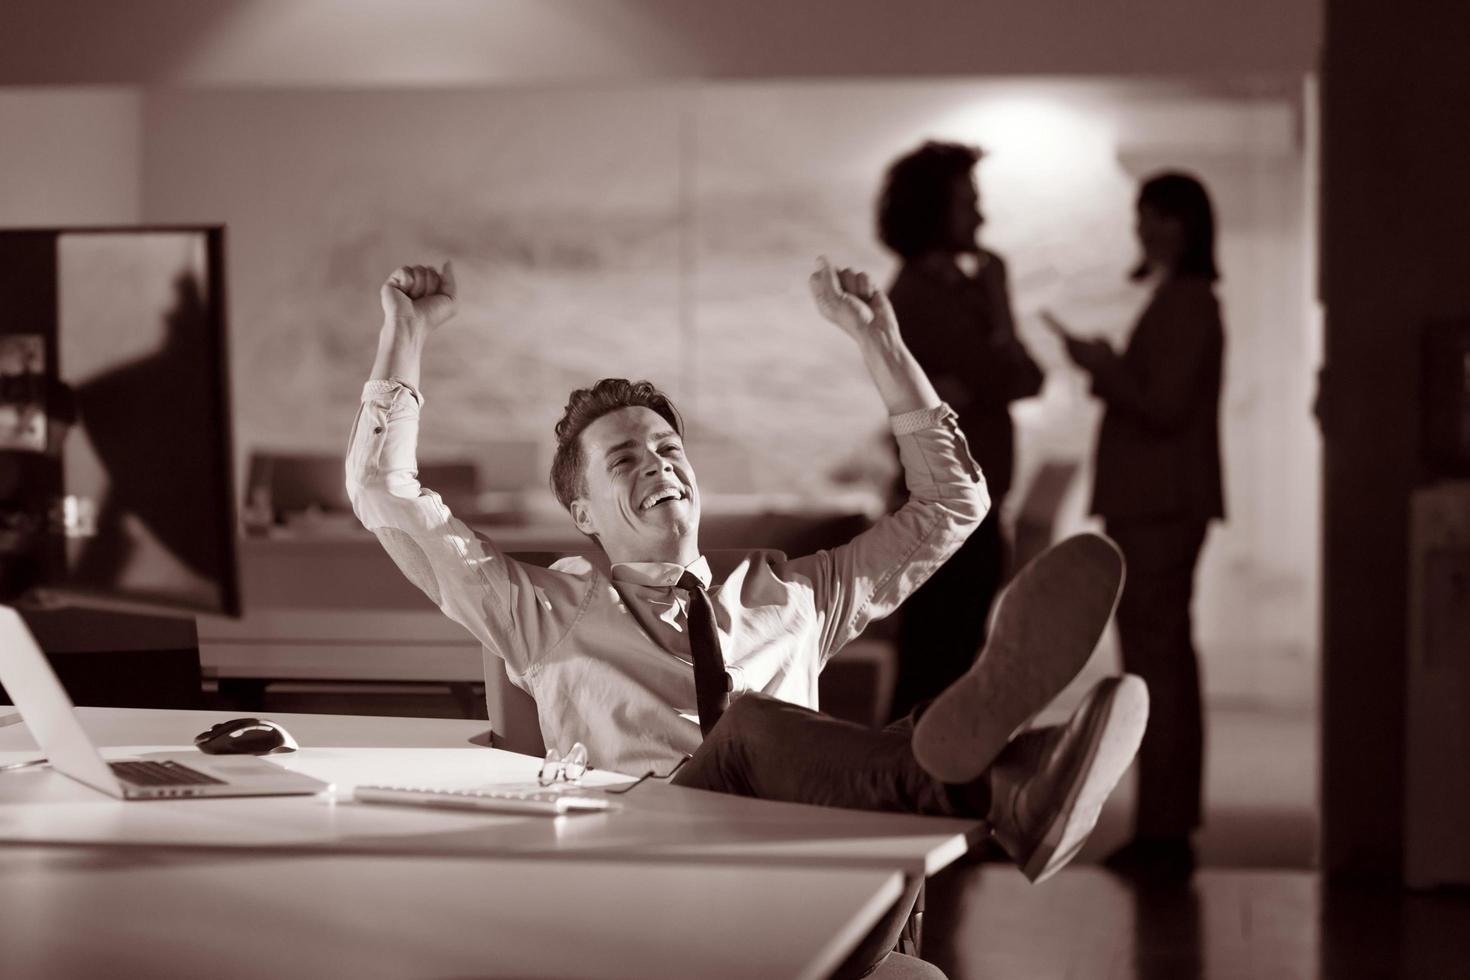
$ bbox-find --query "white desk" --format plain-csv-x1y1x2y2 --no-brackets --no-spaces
0,706,982,978
0,707,985,877
0,845,902,980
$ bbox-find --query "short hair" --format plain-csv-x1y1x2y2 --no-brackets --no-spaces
550,378,684,512
877,141,984,260
1132,171,1220,282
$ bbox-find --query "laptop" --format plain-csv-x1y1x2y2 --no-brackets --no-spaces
0,607,329,800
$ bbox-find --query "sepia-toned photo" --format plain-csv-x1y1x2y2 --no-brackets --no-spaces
0,3,1467,978
0,335,46,452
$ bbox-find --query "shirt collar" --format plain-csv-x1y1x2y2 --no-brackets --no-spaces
610,554,712,590
906,250,992,285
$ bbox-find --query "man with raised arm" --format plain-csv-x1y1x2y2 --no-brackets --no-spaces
347,257,1146,889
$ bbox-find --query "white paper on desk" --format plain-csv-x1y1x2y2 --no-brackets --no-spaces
276,747,631,796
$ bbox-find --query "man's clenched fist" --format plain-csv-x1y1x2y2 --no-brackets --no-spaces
381,261,457,330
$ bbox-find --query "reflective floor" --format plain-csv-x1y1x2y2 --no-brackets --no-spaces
923,863,1470,980
1038,674,1320,871
919,701,1470,979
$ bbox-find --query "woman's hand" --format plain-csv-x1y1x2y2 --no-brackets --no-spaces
1045,309,1117,373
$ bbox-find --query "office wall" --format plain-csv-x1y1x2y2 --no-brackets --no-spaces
134,80,1316,709
0,77,1319,717
0,88,141,226
139,87,688,486
1320,0,1470,877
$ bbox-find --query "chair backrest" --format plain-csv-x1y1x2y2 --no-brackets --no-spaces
1011,459,1079,573
246,451,480,523
486,549,787,757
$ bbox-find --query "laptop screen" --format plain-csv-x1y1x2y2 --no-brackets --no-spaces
0,606,119,795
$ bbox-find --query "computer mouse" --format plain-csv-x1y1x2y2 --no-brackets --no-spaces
193,717,299,755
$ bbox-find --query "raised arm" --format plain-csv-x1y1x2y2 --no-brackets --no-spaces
370,261,458,387
791,258,988,661
348,261,588,675
808,256,941,416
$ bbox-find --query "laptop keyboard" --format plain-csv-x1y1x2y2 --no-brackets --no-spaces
110,760,226,786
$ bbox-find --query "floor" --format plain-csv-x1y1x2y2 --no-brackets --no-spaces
918,700,1470,980
1074,699,1320,871
920,865,1470,980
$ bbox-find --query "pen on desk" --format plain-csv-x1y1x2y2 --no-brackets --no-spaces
0,758,50,773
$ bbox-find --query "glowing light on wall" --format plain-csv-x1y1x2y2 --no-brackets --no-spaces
929,93,1117,177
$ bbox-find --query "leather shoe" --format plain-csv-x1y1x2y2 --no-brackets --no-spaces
987,674,1149,884
913,532,1125,784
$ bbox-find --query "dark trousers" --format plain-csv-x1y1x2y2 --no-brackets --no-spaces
889,508,1006,722
673,693,984,979
672,692,980,818
1107,517,1208,839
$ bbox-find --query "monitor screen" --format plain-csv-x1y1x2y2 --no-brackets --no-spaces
0,227,239,617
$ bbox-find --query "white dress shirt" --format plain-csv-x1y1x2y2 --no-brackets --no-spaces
347,380,988,774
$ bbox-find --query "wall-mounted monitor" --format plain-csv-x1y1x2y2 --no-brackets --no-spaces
0,227,239,617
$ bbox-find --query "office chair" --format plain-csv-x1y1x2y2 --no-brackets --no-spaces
866,951,947,979
494,550,935,972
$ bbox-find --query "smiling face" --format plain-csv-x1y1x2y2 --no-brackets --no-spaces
568,406,701,565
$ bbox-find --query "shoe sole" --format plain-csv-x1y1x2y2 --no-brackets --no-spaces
912,533,1125,784
1021,674,1149,884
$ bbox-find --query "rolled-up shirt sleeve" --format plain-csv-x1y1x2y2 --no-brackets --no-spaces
782,402,989,663
345,379,588,676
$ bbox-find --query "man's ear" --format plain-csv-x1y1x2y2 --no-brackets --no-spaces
569,498,597,536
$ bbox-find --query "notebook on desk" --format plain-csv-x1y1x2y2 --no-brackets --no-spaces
0,607,329,800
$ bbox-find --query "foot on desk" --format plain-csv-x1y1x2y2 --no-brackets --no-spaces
912,532,1125,784
985,675,1149,884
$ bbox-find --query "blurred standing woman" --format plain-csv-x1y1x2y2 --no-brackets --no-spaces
877,141,1044,722
1048,172,1226,878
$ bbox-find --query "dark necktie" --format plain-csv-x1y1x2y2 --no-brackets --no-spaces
677,571,729,736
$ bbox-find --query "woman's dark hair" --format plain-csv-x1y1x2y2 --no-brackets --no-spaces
550,378,683,511
1132,171,1219,282
877,141,984,260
